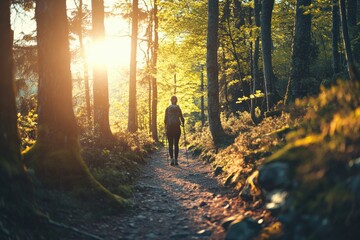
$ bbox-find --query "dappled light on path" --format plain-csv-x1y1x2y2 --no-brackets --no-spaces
53,147,251,239
114,147,244,240
66,148,244,239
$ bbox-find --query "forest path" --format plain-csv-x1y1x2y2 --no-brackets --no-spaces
61,147,243,240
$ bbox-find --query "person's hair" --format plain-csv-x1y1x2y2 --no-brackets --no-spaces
170,95,177,104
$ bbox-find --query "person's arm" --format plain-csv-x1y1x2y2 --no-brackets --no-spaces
164,108,168,128
179,107,185,126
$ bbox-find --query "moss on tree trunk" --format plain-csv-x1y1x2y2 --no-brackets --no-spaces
22,0,129,209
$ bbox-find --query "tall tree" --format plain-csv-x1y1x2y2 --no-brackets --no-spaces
261,0,275,111
285,0,312,103
339,0,358,81
346,0,357,28
128,0,139,132
91,0,113,141
207,0,226,147
250,0,263,124
25,0,128,208
78,0,92,127
0,1,43,237
151,0,159,141
332,0,341,75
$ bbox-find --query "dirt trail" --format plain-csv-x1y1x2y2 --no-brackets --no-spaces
61,148,244,240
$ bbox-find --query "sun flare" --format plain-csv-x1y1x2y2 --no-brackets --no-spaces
86,37,130,67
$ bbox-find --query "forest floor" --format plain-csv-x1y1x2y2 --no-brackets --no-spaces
38,147,257,240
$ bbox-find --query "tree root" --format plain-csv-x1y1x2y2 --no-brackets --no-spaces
48,219,103,240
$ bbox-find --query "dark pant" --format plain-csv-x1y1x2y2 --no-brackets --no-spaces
166,126,181,160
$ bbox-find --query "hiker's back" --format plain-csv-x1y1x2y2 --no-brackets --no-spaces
166,105,181,127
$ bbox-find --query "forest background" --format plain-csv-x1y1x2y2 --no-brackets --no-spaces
11,0,359,141
1,0,360,239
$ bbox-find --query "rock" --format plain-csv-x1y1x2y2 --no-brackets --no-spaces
221,201,229,207
302,215,332,237
347,175,360,199
223,204,231,209
128,222,136,228
201,214,211,221
196,229,212,237
348,157,360,172
170,231,191,239
214,166,223,176
225,217,261,240
136,214,147,220
239,183,252,201
265,190,288,213
221,216,238,230
225,173,235,186
145,233,158,239
258,162,291,191
199,201,207,207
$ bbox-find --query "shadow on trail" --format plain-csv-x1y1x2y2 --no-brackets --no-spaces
117,147,234,240
67,147,238,240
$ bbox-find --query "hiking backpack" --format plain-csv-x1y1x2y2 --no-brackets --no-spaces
166,105,181,127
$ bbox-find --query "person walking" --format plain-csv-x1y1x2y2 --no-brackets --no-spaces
164,96,185,166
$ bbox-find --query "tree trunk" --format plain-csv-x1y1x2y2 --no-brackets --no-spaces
207,0,226,147
339,0,358,82
128,0,139,132
332,0,341,75
92,0,113,141
79,0,92,128
151,0,159,142
24,0,128,208
148,77,152,133
0,1,44,237
251,0,263,124
200,65,205,127
346,0,357,27
260,0,275,111
233,0,245,29
222,0,243,88
285,0,312,103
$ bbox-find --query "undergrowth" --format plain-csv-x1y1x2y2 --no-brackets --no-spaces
188,108,295,191
81,129,156,197
17,103,156,199
263,81,360,239
188,80,360,239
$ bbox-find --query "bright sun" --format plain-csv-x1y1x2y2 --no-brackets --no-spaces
86,36,130,67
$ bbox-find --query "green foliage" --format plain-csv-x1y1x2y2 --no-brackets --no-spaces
187,122,216,162
265,81,360,236
79,128,156,199
17,108,37,151
236,90,265,104
188,110,292,190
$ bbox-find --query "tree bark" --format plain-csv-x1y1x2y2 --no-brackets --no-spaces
332,0,341,74
92,0,113,141
128,0,139,132
250,0,263,124
24,1,129,209
346,0,357,27
151,0,159,142
260,0,275,111
233,0,245,29
200,65,205,127
0,1,41,235
78,0,92,128
207,0,226,147
339,0,358,82
285,0,312,103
